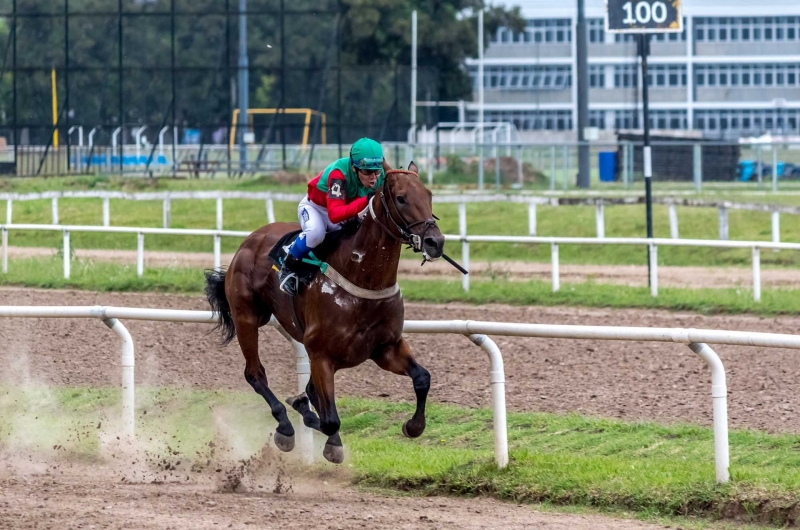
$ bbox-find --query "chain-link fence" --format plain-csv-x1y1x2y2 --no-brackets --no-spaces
0,0,457,177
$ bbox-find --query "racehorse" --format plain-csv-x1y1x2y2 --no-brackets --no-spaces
204,163,445,463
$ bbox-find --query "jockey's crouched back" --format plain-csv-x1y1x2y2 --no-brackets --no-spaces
278,137,388,297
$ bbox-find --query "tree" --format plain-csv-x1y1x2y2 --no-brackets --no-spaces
0,0,525,144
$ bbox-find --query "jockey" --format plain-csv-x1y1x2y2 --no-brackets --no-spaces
278,137,387,296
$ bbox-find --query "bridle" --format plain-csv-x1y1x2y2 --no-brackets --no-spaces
368,170,439,261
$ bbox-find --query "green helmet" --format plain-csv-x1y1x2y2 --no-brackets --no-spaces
349,137,384,171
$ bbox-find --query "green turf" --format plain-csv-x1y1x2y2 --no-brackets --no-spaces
0,257,797,317
3,386,800,526
2,174,800,266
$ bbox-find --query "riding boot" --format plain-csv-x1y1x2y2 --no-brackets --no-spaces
278,253,302,296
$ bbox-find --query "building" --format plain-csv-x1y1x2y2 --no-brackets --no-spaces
467,0,800,139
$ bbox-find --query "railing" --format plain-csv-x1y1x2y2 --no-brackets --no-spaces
1,222,794,302
6,305,800,482
1,190,797,245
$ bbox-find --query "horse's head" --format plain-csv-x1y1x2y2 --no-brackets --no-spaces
376,162,445,260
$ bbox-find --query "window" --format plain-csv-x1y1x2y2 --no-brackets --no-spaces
588,18,605,43
471,110,573,131
589,65,605,88
694,64,800,88
471,65,573,91
693,16,800,42
492,19,573,45
694,109,800,136
614,65,638,88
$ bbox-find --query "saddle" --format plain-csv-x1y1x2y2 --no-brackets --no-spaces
267,221,400,300
267,222,355,288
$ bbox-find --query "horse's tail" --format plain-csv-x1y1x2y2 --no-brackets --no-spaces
204,268,236,345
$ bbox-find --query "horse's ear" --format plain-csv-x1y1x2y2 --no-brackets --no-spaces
408,161,419,174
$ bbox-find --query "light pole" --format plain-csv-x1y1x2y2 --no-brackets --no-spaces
238,0,249,170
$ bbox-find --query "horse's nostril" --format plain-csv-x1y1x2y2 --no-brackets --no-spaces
424,237,438,248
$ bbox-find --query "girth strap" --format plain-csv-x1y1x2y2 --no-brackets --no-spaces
322,266,400,300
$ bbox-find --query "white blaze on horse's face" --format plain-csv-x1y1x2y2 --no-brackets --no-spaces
351,250,365,264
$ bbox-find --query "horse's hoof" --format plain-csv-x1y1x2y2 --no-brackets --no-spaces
402,420,423,439
323,443,344,464
273,431,295,453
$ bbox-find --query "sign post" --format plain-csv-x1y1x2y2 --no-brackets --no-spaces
605,0,682,287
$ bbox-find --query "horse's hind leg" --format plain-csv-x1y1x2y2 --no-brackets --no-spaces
233,310,296,451
372,338,430,438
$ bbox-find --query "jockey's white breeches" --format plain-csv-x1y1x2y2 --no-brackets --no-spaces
297,195,342,249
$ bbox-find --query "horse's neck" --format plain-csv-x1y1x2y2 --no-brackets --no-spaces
328,214,402,291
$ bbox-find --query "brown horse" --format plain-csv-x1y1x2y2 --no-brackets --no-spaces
204,164,445,463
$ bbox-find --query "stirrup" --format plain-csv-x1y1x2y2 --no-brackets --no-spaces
279,271,298,296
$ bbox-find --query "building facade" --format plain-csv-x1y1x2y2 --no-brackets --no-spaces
467,0,800,138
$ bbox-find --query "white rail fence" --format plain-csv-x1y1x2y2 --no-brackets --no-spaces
1,190,796,245
1,223,795,302
5,306,800,483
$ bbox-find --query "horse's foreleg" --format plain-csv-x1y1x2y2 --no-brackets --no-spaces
372,338,430,438
234,314,296,452
307,357,344,464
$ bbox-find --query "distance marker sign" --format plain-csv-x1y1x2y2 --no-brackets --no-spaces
605,0,682,33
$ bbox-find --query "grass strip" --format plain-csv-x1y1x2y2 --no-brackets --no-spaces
0,257,798,317
3,387,800,526
3,176,800,267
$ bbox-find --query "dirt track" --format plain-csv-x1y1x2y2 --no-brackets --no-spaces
8,245,800,288
1,287,799,432
2,287,800,529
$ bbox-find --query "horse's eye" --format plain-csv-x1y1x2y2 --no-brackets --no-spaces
397,196,406,205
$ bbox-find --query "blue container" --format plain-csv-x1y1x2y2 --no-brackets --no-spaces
599,151,616,182
738,160,754,182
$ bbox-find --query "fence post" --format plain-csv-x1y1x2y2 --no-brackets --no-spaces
549,145,556,191
752,246,761,303
1,228,7,274
214,235,221,269
516,145,523,188
562,145,568,190
427,144,434,186
103,197,110,227
6,199,11,224
527,202,537,236
459,202,469,292
649,243,658,297
772,211,780,251
63,230,70,280
162,198,171,229
718,207,728,241
494,136,501,189
51,197,59,225
216,197,223,230
551,242,559,292
137,232,144,277
756,145,763,186
595,203,605,239
772,142,778,193
669,204,679,239
266,198,276,224
687,342,729,484
622,142,629,186
693,144,702,192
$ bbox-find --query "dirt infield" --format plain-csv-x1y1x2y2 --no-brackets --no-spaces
2,287,800,529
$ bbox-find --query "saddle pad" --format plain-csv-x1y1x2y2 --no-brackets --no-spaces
267,230,321,285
